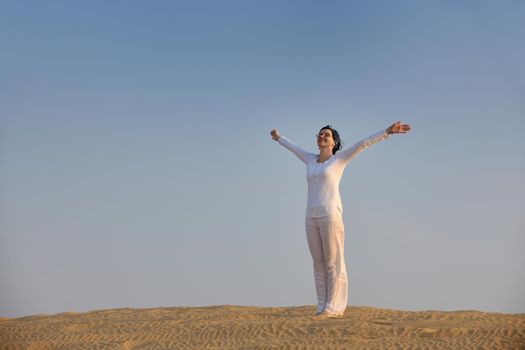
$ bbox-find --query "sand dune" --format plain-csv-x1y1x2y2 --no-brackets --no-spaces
1,305,524,349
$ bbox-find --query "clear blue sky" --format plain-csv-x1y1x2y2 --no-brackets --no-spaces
1,1,524,317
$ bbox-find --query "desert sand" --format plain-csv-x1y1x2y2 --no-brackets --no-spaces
1,305,524,349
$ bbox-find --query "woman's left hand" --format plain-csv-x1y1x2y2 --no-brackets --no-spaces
387,121,411,134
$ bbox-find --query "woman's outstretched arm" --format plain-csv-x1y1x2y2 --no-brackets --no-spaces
337,121,412,164
270,128,315,164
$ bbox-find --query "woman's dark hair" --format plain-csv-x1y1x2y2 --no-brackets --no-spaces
319,125,342,155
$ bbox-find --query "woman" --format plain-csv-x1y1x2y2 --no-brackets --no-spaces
270,121,411,317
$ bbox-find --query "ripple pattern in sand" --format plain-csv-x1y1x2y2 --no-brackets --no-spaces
1,306,524,349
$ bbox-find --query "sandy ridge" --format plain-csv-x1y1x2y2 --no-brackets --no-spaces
1,305,524,349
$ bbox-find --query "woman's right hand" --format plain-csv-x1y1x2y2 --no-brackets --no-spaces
270,129,280,141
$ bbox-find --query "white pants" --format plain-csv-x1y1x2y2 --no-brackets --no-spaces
305,212,348,315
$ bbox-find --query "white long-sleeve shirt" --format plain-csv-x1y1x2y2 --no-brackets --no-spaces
278,129,390,217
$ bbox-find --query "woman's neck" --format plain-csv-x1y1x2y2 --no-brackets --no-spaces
318,148,333,163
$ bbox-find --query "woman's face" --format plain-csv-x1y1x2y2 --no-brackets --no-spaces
317,129,335,150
